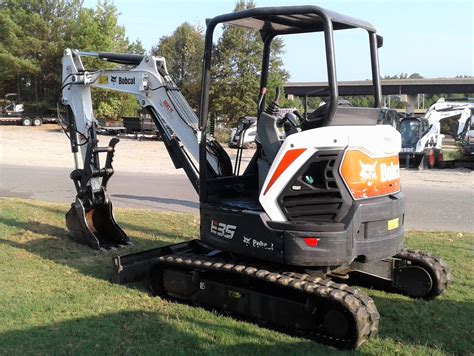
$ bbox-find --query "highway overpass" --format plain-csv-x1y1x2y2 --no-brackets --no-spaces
284,78,474,113
284,78,474,97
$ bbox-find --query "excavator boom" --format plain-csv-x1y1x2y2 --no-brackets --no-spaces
61,49,231,249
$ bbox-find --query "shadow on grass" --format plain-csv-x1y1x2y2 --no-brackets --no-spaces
1,300,471,355
0,311,337,355
1,217,67,238
6,199,197,242
0,202,471,354
0,196,196,274
119,220,196,242
0,216,177,282
1,199,68,216
1,220,470,354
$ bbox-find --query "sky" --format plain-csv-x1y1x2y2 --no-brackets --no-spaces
83,0,473,82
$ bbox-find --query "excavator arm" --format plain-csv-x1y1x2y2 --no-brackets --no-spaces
60,48,231,249
425,100,472,140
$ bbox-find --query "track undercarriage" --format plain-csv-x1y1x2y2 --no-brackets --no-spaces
112,240,450,349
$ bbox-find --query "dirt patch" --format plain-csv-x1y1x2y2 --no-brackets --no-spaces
0,124,254,175
0,124,177,174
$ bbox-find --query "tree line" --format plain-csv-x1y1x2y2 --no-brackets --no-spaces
1,0,470,126
0,0,147,118
0,0,298,126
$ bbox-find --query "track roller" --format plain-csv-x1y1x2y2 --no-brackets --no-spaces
144,248,380,349
342,249,451,300
393,249,451,299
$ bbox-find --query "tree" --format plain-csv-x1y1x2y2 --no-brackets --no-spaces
75,1,137,121
152,23,204,109
0,0,138,119
148,1,290,126
383,73,424,80
210,0,289,127
345,96,375,107
0,0,84,109
127,39,146,55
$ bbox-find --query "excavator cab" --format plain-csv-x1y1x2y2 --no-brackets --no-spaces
197,6,405,266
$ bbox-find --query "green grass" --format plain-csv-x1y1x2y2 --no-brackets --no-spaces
214,128,231,144
442,149,463,161
0,198,473,355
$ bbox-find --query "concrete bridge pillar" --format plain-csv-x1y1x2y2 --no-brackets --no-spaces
404,94,418,114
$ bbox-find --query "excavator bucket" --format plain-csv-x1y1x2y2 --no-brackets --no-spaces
66,198,130,250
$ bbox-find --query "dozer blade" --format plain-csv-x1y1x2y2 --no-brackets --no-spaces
66,198,130,250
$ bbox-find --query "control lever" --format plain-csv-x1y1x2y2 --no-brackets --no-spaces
278,112,300,136
293,110,303,121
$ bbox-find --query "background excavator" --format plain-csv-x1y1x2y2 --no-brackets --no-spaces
0,93,24,116
399,98,473,168
60,6,450,349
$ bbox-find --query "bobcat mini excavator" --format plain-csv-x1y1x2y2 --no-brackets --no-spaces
399,98,473,168
61,6,450,349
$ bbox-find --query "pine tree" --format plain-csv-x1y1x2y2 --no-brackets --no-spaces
0,0,136,119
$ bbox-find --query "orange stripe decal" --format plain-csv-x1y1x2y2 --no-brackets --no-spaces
263,148,306,195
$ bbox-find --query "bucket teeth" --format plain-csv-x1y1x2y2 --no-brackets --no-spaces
66,198,130,250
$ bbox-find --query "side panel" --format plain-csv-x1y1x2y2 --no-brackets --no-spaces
201,192,404,267
200,206,285,263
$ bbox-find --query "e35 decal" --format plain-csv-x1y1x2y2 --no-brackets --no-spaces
210,220,236,239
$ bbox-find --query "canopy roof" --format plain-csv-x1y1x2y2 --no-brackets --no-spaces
207,5,376,36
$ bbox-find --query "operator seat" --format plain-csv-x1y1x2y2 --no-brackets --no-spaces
257,111,282,164
301,100,352,131
256,105,284,192
301,104,327,131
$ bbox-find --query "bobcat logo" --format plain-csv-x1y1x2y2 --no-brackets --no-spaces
359,161,377,186
243,236,251,245
110,76,117,83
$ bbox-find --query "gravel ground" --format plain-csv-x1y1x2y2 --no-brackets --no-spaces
0,124,472,189
401,167,474,189
0,124,253,175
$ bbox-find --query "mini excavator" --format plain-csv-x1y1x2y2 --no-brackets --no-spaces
399,98,473,168
61,6,450,349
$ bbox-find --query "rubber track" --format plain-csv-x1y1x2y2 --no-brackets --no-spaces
156,253,380,349
395,248,451,299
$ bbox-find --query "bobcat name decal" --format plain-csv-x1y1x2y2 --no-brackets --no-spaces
341,150,401,199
